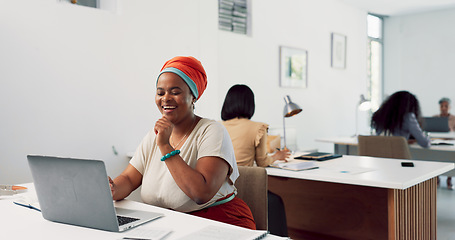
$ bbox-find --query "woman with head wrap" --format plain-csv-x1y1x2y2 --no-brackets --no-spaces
109,56,255,229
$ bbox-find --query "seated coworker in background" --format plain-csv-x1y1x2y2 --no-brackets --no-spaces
371,90,430,148
434,97,455,132
221,84,290,236
433,97,455,189
221,85,290,166
109,56,255,230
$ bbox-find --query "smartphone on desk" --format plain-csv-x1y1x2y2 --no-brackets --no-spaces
401,162,414,167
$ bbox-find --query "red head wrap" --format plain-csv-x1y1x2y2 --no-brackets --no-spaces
158,56,207,101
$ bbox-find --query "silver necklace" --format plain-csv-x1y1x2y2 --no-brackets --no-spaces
171,118,196,150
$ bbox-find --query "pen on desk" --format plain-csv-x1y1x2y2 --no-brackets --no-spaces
13,201,41,212
277,147,291,151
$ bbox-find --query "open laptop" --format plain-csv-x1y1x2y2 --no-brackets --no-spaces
422,117,450,132
27,155,163,232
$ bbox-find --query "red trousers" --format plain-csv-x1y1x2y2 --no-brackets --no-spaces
189,196,256,230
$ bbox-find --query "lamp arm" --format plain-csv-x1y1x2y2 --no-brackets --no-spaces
283,116,287,149
355,104,359,136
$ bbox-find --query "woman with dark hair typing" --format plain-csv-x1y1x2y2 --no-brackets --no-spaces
221,84,290,236
109,57,255,229
371,90,430,148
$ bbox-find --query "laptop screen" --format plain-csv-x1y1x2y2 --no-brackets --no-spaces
27,155,163,232
422,117,450,132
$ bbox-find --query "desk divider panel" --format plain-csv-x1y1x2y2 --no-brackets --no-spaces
268,176,438,240
389,177,437,240
268,176,388,240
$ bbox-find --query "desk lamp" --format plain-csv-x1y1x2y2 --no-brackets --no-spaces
355,94,372,136
283,95,302,150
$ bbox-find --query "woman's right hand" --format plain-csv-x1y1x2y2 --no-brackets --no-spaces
108,176,116,198
272,148,291,161
108,165,143,201
154,116,174,147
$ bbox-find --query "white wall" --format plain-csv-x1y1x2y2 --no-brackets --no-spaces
384,8,455,117
0,0,368,184
217,0,369,151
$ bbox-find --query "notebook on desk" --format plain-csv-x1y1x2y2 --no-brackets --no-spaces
27,155,163,232
294,152,342,161
423,117,450,132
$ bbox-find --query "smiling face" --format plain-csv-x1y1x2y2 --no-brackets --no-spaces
155,72,195,125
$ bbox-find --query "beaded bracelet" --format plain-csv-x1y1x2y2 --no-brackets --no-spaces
161,150,181,161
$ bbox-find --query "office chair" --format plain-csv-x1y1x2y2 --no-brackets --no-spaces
357,135,412,159
235,166,268,230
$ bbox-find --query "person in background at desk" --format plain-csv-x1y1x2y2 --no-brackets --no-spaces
434,97,455,132
221,84,290,237
433,97,455,189
371,91,430,148
109,56,256,229
221,85,290,167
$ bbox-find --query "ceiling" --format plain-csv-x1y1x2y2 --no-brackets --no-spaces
339,0,455,16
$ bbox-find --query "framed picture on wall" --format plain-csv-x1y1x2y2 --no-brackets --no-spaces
331,33,347,69
279,46,308,88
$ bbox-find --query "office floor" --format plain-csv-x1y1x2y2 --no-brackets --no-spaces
438,176,455,240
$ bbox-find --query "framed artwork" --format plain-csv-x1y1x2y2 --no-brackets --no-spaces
331,33,347,69
279,46,308,88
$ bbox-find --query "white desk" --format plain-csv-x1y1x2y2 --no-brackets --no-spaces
428,131,455,139
316,136,455,176
0,183,284,240
266,155,454,240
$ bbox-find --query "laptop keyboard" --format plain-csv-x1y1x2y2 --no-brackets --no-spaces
117,215,140,226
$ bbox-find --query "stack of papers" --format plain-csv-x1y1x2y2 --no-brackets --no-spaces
431,139,455,146
271,160,318,171
0,185,27,196
177,225,268,240
122,227,173,240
